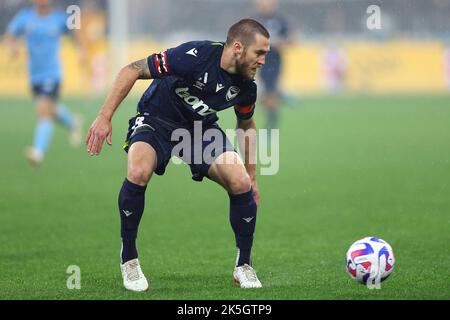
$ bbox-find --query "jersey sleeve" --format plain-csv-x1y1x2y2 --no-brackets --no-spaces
7,9,27,37
234,82,257,120
146,41,201,79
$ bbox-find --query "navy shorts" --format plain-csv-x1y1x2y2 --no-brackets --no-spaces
124,114,236,182
31,80,60,100
260,51,282,93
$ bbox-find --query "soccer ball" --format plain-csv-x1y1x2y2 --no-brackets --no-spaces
346,237,395,284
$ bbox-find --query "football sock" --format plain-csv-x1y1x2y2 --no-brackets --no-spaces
33,118,54,157
55,104,75,129
229,187,257,266
118,178,147,264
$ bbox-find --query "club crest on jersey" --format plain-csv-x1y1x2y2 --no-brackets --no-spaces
226,86,240,101
175,87,217,116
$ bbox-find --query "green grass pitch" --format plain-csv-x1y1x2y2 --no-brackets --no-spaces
0,94,449,300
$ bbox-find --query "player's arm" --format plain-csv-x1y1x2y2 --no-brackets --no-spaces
4,10,25,59
85,58,151,156
236,111,259,206
3,33,20,59
86,41,197,155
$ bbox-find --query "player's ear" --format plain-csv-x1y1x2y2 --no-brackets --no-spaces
233,41,244,56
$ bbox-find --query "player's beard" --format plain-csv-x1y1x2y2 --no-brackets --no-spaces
235,52,254,80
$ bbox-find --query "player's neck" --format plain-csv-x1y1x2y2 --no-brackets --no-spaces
220,45,238,75
35,5,52,16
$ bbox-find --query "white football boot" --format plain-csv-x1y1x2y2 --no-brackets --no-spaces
25,147,43,167
233,264,262,288
120,259,149,292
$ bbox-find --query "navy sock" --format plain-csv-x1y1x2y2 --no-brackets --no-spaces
229,188,257,266
118,178,147,264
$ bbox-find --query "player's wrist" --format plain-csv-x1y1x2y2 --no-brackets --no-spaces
98,110,113,121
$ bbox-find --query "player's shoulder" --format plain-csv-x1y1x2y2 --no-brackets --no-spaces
179,40,221,46
15,6,34,18
274,14,289,31
175,40,223,56
50,8,68,22
166,40,224,72
180,40,224,48
53,8,67,17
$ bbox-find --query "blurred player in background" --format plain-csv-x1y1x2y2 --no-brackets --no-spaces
86,19,270,292
321,44,348,94
4,0,84,166
254,0,289,131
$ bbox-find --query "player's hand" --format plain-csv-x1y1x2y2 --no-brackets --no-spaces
8,43,20,60
10,47,19,59
251,178,259,207
85,114,112,156
5,34,20,60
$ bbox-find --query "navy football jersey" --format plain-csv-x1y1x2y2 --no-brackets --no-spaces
137,41,257,126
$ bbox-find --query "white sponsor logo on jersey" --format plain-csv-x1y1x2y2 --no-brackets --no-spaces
175,87,217,116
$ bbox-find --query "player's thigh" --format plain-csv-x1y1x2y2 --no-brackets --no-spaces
208,151,251,194
127,141,158,186
35,96,56,118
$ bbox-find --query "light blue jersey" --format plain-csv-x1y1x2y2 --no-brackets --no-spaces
7,6,69,84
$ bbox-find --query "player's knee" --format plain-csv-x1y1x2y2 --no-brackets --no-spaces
228,173,252,195
127,165,151,186
36,97,56,118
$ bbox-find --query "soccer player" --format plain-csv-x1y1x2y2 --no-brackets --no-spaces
254,0,289,131
4,0,84,166
85,19,270,291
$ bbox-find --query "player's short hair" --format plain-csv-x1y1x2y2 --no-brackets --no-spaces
226,19,270,47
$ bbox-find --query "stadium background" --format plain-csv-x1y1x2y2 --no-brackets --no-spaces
1,0,450,299
1,0,450,96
